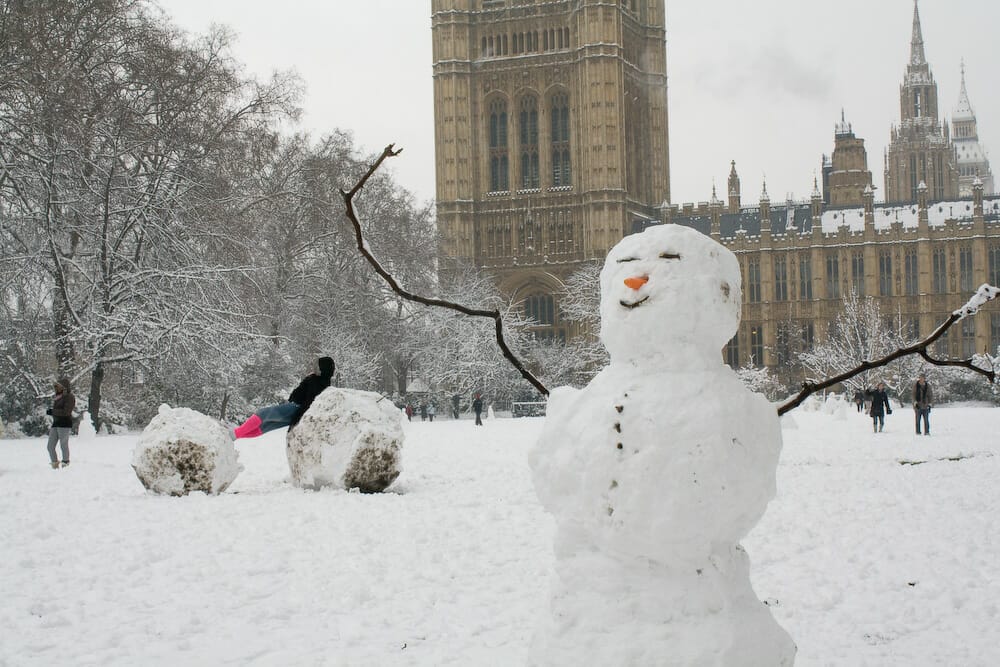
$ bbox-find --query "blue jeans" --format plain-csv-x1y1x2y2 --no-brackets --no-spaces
915,408,930,434
257,402,301,434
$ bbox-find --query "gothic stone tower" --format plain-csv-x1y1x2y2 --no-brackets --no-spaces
952,62,995,197
884,0,959,204
825,111,873,207
432,0,670,339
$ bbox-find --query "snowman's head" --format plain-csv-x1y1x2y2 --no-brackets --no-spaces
599,224,742,362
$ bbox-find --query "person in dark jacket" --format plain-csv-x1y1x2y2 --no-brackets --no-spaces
913,373,933,435
472,393,484,426
853,389,865,412
867,381,892,433
46,377,76,469
233,357,334,439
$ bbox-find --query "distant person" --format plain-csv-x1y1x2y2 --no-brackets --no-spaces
428,404,436,422
404,404,413,422
913,373,933,435
420,403,428,421
853,389,865,413
451,394,460,420
868,381,892,433
46,377,75,469
472,393,484,426
233,357,334,439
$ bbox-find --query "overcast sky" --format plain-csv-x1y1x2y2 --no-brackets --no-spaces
159,0,998,207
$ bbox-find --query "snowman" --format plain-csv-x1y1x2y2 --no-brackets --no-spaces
529,224,795,665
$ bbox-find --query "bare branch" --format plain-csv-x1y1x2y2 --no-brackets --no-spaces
339,144,549,397
778,284,999,415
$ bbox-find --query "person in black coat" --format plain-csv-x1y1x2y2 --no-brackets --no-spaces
912,373,933,435
867,381,892,433
233,357,335,439
472,393,484,426
46,377,76,469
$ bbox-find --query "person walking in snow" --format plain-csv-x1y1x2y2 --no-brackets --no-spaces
472,393,484,426
913,373,933,435
233,357,335,439
419,403,428,421
428,404,436,422
868,381,892,433
451,394,460,420
853,389,865,413
404,404,413,421
46,377,76,469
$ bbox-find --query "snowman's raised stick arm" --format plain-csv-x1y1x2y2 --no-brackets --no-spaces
340,144,550,398
777,284,1000,416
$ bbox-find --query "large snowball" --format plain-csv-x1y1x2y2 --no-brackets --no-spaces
285,388,403,493
132,404,242,496
599,223,742,363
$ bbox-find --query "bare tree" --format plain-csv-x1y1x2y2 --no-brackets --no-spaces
781,285,998,415
798,291,912,396
0,0,299,428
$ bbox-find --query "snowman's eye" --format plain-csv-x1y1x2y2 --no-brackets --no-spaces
616,257,639,263
659,252,681,260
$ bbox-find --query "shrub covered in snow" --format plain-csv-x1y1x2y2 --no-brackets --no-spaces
132,405,242,496
286,388,403,493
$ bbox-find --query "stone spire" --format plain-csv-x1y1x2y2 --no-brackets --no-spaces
727,160,741,213
954,59,974,120
910,0,926,67
951,61,994,196
835,108,853,137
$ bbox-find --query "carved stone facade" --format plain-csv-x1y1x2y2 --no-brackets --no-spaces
431,0,1000,375
431,0,670,339
657,0,1000,378
661,173,1000,377
883,1,959,204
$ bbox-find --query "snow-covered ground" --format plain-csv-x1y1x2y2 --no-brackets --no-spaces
2,405,998,665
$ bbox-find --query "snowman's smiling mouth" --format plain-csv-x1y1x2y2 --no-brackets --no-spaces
620,296,649,309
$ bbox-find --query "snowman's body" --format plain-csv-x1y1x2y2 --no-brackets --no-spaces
530,224,795,665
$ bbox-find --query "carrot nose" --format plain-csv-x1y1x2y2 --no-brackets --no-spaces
624,276,648,290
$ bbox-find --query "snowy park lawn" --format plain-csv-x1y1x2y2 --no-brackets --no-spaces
2,405,999,666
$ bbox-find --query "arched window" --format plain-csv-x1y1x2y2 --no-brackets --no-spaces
489,98,509,192
524,294,555,326
519,96,539,189
550,92,571,186
725,334,739,369
932,248,947,294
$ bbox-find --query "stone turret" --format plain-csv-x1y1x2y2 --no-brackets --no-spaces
728,161,741,213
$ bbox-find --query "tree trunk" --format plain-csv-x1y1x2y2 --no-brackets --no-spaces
51,278,76,378
88,361,104,433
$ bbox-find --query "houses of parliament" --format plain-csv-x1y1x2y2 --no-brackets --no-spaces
431,0,1000,376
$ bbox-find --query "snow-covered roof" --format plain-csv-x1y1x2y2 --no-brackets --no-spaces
821,207,865,233
928,201,975,225
660,196,1000,239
